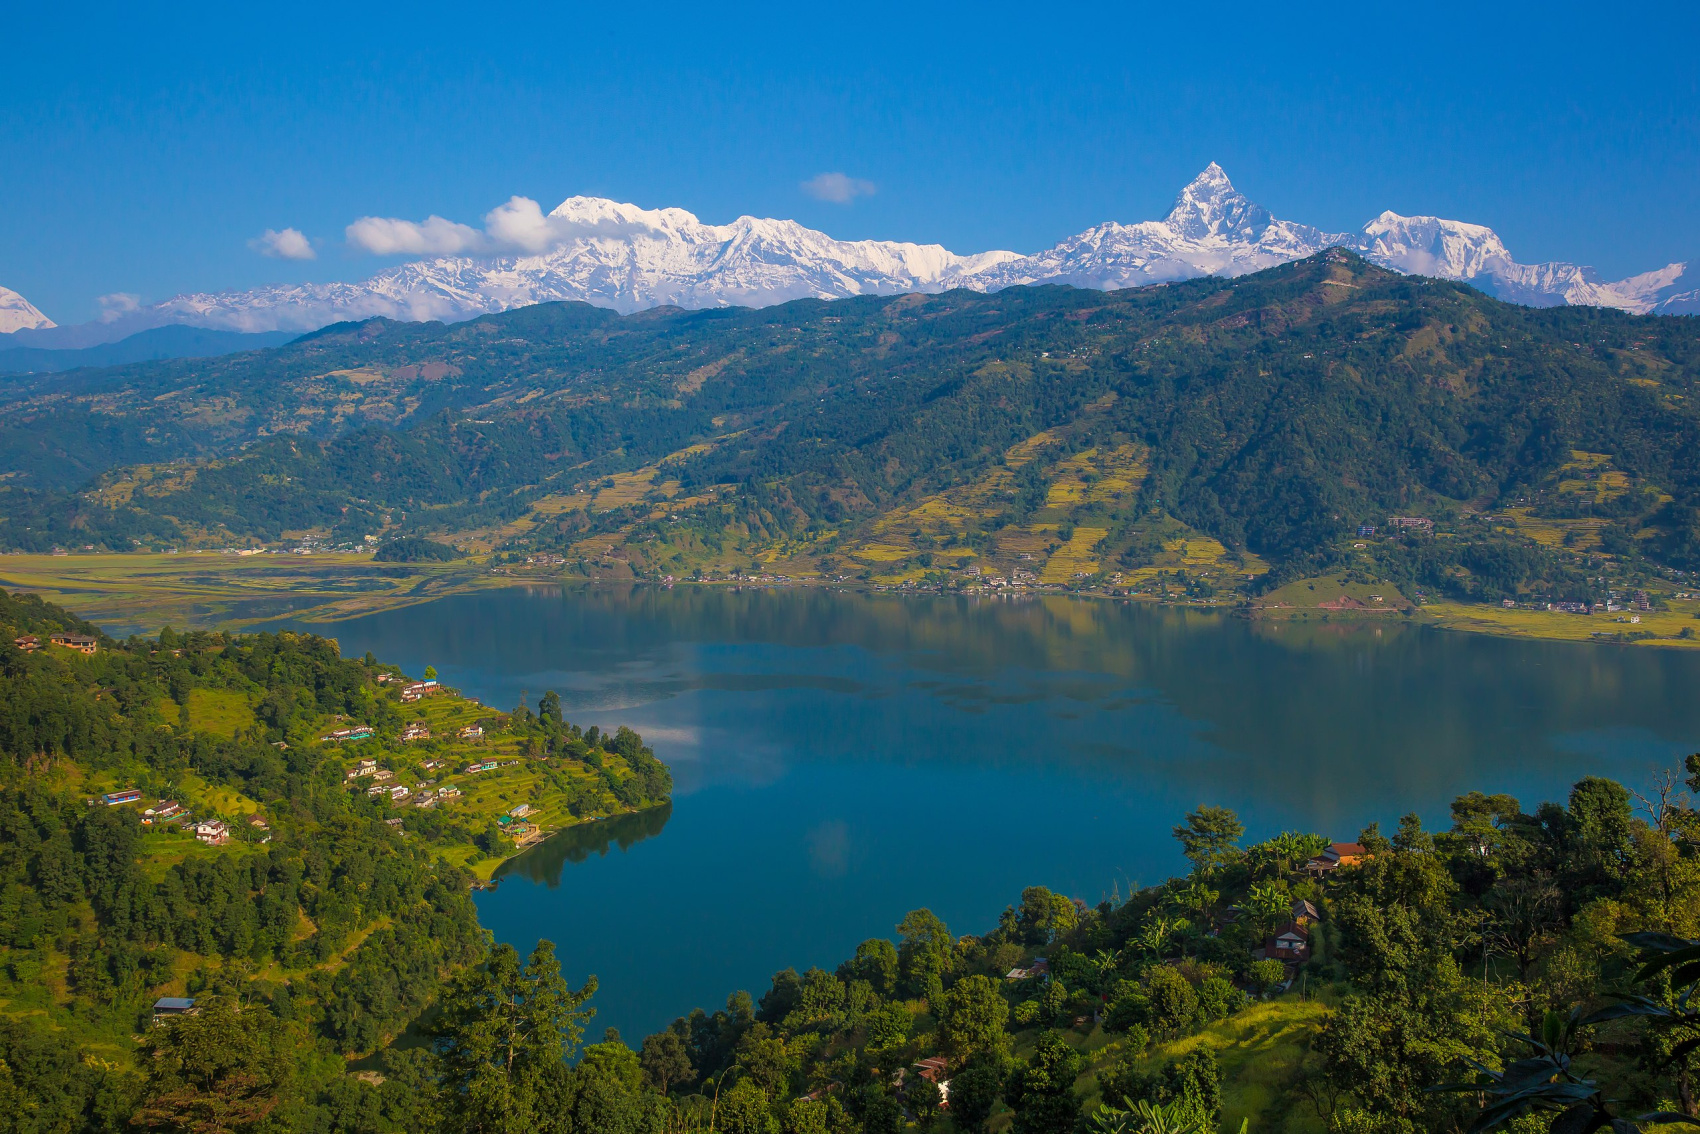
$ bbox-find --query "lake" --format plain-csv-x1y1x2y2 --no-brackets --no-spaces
299,584,1700,1045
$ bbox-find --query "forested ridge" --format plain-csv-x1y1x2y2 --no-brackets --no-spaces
2,252,1697,609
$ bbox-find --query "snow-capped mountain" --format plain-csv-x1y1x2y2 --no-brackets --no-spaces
12,166,1693,345
965,163,1352,291
0,286,54,333
109,200,1021,335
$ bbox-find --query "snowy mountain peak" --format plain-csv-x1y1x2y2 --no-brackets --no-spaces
546,196,699,234
1164,162,1276,241
16,167,1693,346
0,286,54,333
1358,211,1513,278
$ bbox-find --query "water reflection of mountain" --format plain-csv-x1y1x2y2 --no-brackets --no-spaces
493,804,673,888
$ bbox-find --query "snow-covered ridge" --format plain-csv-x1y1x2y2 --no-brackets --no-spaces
8,165,1693,344
0,286,55,333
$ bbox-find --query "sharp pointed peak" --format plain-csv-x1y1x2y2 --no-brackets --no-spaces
1164,163,1269,240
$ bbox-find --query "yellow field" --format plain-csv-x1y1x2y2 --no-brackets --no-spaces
0,552,499,631
1040,526,1108,583
1422,600,1700,647
1505,508,1607,551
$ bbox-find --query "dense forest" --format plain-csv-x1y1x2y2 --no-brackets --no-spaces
2,253,1697,606
0,588,669,1132
5,583,1700,1132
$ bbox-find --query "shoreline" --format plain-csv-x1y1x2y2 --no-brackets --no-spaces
4,551,1697,650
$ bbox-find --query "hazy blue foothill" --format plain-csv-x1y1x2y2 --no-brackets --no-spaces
297,583,1700,1041
0,325,297,375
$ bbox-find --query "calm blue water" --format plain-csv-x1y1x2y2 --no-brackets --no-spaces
298,585,1700,1044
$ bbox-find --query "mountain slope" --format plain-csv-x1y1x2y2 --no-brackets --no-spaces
0,285,54,332
4,252,1697,607
23,167,1692,345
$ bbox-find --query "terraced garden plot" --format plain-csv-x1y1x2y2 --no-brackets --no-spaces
591,470,678,511
993,530,1052,562
1043,444,1148,509
1505,508,1608,551
1040,526,1109,583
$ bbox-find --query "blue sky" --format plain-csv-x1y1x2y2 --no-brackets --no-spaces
3,0,1696,323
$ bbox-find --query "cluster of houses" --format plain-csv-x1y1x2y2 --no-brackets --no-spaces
400,679,442,704
989,840,1371,1014
1265,899,1321,963
320,725,375,743
142,800,182,824
399,722,432,742
1251,840,1373,965
803,1055,953,1112
345,753,475,810
95,788,268,845
13,631,98,654
346,758,395,784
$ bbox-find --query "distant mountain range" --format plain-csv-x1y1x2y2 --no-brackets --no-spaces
0,325,297,376
5,165,1694,347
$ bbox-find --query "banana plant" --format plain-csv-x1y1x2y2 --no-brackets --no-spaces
1435,930,1700,1133
1081,1099,1215,1134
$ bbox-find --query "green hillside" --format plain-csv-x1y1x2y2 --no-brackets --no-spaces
3,252,1698,611
0,588,670,1130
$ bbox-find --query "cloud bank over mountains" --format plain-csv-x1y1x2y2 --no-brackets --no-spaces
6,165,1695,345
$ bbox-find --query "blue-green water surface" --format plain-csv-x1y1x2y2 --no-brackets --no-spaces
302,585,1700,1043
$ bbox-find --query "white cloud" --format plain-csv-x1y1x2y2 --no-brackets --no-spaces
345,214,487,256
801,172,876,204
96,293,141,323
344,195,661,258
249,227,317,260
483,196,556,253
